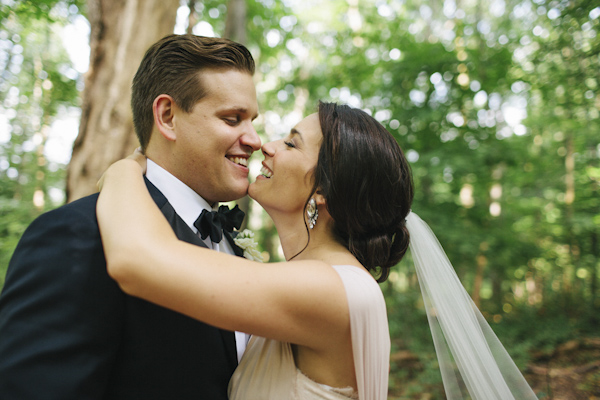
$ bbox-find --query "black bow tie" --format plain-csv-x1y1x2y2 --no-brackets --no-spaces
194,205,245,243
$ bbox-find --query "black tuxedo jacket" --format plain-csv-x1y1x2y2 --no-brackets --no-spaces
0,179,239,399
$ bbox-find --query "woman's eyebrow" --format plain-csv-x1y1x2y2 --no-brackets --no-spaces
290,128,304,142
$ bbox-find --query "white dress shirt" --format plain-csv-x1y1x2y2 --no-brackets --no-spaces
146,159,249,362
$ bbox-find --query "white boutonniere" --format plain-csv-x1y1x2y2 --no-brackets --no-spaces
233,229,264,262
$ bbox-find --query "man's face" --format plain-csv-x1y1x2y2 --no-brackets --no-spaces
170,69,260,204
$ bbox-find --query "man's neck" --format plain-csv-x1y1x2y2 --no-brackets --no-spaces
145,159,214,229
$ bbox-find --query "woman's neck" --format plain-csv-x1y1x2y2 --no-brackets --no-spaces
272,213,359,266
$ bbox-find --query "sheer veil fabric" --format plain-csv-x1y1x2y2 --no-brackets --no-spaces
406,212,537,400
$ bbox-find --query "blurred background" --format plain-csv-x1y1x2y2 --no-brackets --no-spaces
0,0,598,398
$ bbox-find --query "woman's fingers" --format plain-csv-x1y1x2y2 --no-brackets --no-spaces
127,147,147,173
98,148,146,191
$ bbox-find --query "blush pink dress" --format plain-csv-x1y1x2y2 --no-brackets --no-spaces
228,265,390,400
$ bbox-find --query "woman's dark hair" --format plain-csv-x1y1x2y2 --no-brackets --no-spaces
309,101,414,282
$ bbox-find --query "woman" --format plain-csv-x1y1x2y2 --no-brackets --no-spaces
97,102,537,399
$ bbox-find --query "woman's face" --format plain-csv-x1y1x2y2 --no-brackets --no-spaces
248,113,322,216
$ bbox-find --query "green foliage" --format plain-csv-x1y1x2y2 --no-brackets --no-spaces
0,0,86,23
0,199,31,287
1,0,599,397
0,1,81,279
496,309,576,364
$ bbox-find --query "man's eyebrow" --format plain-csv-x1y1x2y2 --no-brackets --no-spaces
220,107,259,120
290,128,304,142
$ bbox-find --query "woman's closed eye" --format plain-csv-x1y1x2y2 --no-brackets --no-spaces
284,140,296,148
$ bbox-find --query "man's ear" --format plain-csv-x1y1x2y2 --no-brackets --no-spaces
153,94,177,141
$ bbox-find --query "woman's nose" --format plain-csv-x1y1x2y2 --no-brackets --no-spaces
261,141,275,157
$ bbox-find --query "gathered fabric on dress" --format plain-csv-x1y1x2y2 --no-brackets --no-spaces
228,265,390,400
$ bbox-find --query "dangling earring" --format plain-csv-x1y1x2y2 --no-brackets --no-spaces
307,198,319,229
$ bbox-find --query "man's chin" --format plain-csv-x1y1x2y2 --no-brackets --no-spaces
219,185,250,203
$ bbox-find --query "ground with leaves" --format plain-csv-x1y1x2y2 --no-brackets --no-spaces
388,337,600,400
525,337,600,400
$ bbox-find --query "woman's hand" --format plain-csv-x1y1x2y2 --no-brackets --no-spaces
126,147,147,173
97,148,146,191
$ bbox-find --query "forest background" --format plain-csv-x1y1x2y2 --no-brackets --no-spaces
0,0,598,398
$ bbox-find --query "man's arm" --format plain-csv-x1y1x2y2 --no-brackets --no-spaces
0,195,124,399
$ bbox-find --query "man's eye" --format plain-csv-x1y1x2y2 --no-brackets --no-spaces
225,117,240,125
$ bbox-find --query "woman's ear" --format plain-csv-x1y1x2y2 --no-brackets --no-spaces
153,94,177,141
313,191,327,207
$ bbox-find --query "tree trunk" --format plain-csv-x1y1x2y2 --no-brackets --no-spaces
591,231,598,306
224,0,247,45
222,0,253,221
66,0,179,202
186,0,197,34
472,252,487,308
563,131,576,293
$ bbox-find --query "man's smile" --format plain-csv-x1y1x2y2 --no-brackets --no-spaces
226,156,249,167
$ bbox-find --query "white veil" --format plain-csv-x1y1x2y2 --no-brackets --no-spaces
406,212,538,399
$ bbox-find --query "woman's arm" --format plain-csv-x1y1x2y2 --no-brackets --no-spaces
96,160,349,350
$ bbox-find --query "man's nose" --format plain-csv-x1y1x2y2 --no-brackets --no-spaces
241,123,262,152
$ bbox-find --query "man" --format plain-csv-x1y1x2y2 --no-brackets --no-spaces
0,34,261,399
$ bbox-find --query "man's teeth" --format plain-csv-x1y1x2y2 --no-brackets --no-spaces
228,156,248,167
260,166,273,178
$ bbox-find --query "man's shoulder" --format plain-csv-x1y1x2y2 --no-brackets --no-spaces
60,192,100,213
12,193,101,248
38,182,162,223
5,193,108,289
31,192,99,227
21,183,165,241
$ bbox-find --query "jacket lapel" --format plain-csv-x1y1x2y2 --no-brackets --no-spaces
144,177,237,367
224,231,244,257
